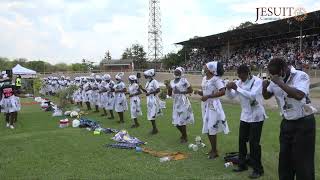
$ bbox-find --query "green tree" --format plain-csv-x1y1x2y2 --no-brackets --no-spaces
235,21,256,29
81,59,94,72
0,57,12,70
43,62,54,73
131,44,147,69
71,63,86,72
105,50,111,61
100,50,112,66
121,44,147,69
25,61,46,72
12,58,28,67
54,63,70,72
121,48,133,60
162,46,191,69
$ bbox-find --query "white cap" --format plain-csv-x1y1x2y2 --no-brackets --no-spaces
103,74,111,81
95,75,101,79
128,75,137,81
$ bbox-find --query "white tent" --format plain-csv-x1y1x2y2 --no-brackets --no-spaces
12,64,37,75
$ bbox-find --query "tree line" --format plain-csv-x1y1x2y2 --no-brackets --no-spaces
0,57,90,73
0,43,150,73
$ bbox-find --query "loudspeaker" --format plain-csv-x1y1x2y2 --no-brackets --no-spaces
136,72,141,79
6,70,12,78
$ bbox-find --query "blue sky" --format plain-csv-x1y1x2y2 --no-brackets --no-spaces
0,0,319,64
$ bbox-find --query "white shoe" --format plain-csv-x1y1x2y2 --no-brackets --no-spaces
6,123,10,128
9,125,15,129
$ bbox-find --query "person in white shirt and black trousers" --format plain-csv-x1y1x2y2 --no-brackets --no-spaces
226,64,266,179
263,57,316,180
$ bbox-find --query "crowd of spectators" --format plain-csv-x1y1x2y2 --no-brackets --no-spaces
179,34,320,72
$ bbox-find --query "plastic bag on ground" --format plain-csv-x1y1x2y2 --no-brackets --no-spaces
34,97,43,103
112,130,145,145
52,106,63,117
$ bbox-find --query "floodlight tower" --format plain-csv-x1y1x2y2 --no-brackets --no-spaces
148,0,163,61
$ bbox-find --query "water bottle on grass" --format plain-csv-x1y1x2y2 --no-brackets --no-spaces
159,156,171,162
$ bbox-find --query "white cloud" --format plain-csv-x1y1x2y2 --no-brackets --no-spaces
0,15,46,60
160,0,253,54
40,16,74,48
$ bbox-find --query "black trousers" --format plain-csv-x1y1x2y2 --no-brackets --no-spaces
238,120,264,173
279,114,316,180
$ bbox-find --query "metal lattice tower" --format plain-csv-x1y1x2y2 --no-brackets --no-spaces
148,0,163,61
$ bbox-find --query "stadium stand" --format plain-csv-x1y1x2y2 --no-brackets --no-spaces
176,10,320,72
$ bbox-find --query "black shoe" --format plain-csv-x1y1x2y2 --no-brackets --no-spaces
233,166,248,172
150,129,158,135
248,171,263,179
180,138,188,144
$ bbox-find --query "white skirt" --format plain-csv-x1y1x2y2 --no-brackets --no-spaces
147,95,163,120
73,90,82,103
105,92,115,110
83,90,92,102
114,93,128,112
130,96,142,119
172,95,194,126
99,92,108,108
202,99,229,135
0,96,21,113
90,90,100,106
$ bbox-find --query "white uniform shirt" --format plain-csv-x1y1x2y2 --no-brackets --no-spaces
83,82,90,91
145,79,160,94
267,67,310,120
223,79,230,86
99,81,107,91
114,81,126,95
226,76,266,122
202,76,224,97
170,78,190,96
105,81,114,92
128,83,140,96
91,81,99,90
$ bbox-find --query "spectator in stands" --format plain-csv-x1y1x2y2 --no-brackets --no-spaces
180,34,320,72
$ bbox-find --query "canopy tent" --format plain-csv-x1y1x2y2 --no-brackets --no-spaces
2,64,37,78
12,64,37,75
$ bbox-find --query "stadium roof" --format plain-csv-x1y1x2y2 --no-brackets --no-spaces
176,10,320,48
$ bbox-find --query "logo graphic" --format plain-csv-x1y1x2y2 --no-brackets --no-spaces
255,7,308,22
294,7,307,21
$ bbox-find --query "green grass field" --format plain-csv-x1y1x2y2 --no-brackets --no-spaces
0,98,319,180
